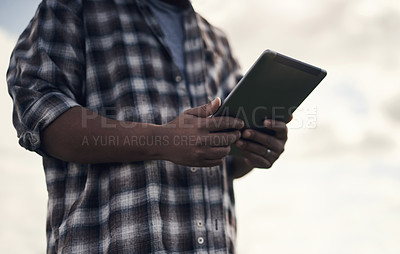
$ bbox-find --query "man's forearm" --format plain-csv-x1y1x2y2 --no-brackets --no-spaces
41,106,166,164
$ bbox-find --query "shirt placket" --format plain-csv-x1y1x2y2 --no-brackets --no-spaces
187,166,227,253
137,0,192,112
182,8,228,252
182,8,208,109
136,1,228,251
188,167,208,252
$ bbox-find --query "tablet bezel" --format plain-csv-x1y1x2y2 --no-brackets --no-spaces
213,50,327,131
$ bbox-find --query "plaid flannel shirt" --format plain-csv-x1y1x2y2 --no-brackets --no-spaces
7,0,242,253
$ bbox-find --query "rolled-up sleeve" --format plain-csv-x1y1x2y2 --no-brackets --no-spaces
6,0,84,155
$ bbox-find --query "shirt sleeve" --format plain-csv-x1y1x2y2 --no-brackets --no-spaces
6,0,84,155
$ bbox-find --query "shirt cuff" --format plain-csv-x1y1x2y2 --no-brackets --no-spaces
16,92,80,156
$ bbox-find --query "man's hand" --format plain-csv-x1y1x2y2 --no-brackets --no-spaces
232,119,289,178
42,98,243,165
161,98,244,167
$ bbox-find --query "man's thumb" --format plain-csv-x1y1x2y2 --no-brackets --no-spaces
185,97,221,117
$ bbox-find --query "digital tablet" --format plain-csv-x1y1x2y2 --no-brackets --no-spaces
213,49,327,134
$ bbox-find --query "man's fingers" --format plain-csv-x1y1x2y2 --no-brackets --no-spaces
207,131,241,147
236,139,279,159
191,131,241,147
205,117,244,132
263,120,288,140
239,150,272,169
205,146,231,159
241,130,285,154
236,139,267,157
184,97,221,118
191,147,231,167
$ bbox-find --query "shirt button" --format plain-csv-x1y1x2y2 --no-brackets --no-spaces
190,167,198,173
197,221,203,227
197,237,204,245
175,75,182,83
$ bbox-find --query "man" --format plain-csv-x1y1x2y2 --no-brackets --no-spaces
7,0,289,253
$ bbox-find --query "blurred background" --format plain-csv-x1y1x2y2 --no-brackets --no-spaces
1,0,399,253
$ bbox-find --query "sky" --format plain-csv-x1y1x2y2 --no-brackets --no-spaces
1,0,400,253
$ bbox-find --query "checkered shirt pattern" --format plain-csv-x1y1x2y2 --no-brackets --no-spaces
7,0,242,253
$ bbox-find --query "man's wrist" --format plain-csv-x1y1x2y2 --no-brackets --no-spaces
125,123,170,162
